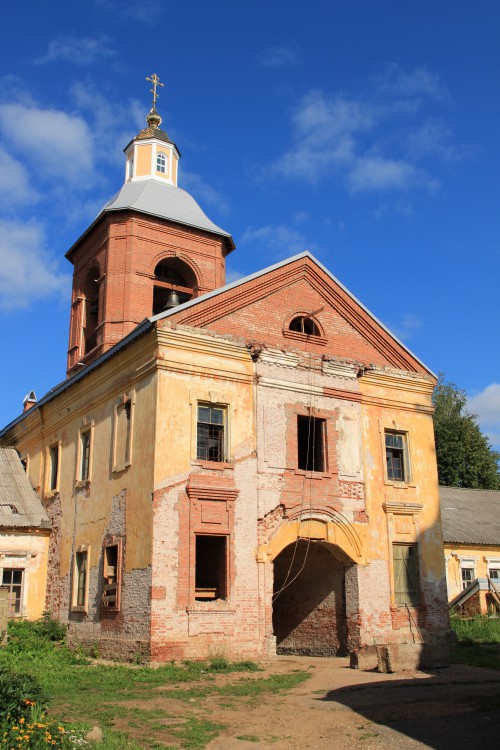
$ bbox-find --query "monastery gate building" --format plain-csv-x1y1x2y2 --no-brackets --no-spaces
0,81,450,671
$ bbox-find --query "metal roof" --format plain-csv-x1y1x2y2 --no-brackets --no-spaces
102,180,234,246
440,486,500,546
0,448,50,529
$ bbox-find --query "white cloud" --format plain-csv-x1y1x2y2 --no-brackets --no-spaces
0,103,94,184
0,148,38,208
179,169,230,215
241,223,315,259
225,268,245,285
257,43,300,68
468,383,500,450
389,314,423,342
93,0,162,24
375,64,450,103
347,156,433,193
35,34,115,65
0,219,71,310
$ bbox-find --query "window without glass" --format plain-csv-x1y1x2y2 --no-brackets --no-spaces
195,535,227,600
49,444,59,491
297,415,326,472
73,549,88,609
197,405,225,462
1,568,23,616
82,268,99,355
102,541,122,610
385,431,407,482
393,544,420,606
156,152,167,173
80,430,91,481
289,316,320,336
115,400,132,469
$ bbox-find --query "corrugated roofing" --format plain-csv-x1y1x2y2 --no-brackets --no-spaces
440,486,500,546
0,449,50,529
102,180,234,248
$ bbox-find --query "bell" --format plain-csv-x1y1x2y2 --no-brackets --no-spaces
164,289,180,309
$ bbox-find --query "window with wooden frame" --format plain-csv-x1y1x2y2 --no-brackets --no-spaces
72,546,89,612
460,563,475,590
47,443,60,492
1,568,24,616
196,405,226,462
393,544,420,606
79,429,91,481
289,316,320,336
297,415,326,472
195,535,227,601
385,430,408,482
101,539,122,610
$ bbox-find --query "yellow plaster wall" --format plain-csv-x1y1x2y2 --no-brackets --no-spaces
359,369,445,603
8,331,159,579
444,543,500,601
0,531,50,619
154,327,254,483
136,144,153,177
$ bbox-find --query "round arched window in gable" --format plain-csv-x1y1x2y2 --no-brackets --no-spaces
289,315,321,337
152,257,197,315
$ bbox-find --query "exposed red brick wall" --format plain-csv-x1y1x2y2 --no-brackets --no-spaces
273,541,347,655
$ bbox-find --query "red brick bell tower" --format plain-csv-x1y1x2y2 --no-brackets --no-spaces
66,74,234,378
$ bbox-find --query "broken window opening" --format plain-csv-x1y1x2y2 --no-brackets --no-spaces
80,430,91,481
393,544,420,606
48,444,59,491
73,549,88,609
289,316,320,336
82,268,99,355
195,535,227,601
197,405,225,462
102,541,122,610
297,415,325,472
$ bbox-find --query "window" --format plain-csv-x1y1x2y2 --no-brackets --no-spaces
197,405,225,462
128,157,134,179
385,431,407,482
82,268,99,355
461,565,475,590
195,535,227,600
79,430,91,481
1,568,23,616
152,258,196,314
489,567,500,583
101,540,122,610
156,152,167,173
48,444,59,491
297,415,325,472
393,544,420,606
113,396,133,472
72,547,89,611
289,316,320,336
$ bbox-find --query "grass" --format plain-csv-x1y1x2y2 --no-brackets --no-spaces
450,642,500,671
0,618,310,750
450,614,500,643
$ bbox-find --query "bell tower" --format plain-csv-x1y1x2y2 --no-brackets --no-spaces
65,74,234,378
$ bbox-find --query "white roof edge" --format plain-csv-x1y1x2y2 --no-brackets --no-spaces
151,250,436,378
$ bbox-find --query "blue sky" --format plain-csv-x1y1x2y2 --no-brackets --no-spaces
1,1,499,449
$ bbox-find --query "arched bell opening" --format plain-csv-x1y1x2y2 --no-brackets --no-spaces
152,257,198,315
82,267,100,355
272,539,352,656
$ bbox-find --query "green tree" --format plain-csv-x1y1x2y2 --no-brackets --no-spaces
432,375,500,489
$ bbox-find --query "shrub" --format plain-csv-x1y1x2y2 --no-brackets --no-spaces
0,666,47,723
450,614,500,643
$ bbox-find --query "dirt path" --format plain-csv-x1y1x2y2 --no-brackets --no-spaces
206,656,500,750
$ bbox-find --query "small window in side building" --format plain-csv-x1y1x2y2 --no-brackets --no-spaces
195,535,227,601
385,431,407,482
461,565,475,590
102,540,122,610
1,568,24,616
393,544,420,606
49,444,59,491
297,415,325,472
80,430,91,481
489,568,500,582
72,548,89,610
289,316,320,336
197,405,226,462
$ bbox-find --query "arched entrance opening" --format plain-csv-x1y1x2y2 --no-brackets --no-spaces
273,539,351,656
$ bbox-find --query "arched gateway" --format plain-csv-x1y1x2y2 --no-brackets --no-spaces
257,516,368,657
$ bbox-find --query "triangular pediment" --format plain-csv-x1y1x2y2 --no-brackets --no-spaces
156,252,431,375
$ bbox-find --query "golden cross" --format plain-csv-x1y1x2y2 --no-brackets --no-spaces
146,73,164,108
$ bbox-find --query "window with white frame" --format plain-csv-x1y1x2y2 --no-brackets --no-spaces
488,564,500,584
1,568,24,616
156,152,167,174
460,562,475,590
